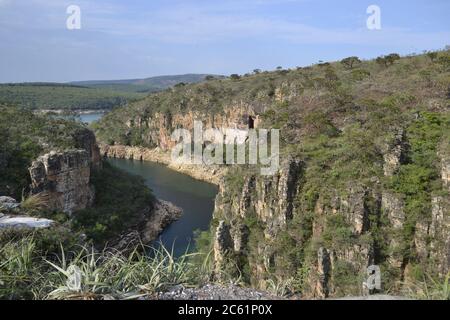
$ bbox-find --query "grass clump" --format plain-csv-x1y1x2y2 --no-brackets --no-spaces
0,232,208,300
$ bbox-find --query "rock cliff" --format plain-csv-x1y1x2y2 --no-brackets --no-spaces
28,129,101,214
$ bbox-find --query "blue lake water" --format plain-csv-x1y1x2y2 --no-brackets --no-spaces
79,113,104,124
107,158,218,257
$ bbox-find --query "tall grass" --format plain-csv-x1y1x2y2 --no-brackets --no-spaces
403,273,450,300
0,237,211,300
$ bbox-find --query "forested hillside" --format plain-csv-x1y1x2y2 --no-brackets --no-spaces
94,49,450,298
72,74,222,93
0,83,145,111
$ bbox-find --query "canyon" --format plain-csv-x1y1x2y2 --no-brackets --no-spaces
93,51,450,297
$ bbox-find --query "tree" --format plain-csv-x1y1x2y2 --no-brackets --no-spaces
385,53,401,65
276,66,283,71
427,51,438,62
230,74,241,80
340,56,361,69
376,53,400,68
205,75,215,81
253,69,261,74
376,56,388,67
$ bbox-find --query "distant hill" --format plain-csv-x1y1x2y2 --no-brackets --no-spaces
0,83,145,111
0,74,222,111
71,74,224,93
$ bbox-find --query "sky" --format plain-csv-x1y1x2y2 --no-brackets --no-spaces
0,0,449,83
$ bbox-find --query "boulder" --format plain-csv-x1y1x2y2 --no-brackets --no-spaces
0,196,20,210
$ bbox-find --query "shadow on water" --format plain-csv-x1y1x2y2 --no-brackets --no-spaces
107,158,218,257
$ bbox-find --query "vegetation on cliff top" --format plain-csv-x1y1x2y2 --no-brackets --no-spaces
0,105,89,198
0,83,145,111
94,49,449,148
92,49,450,298
71,74,222,93
0,105,157,246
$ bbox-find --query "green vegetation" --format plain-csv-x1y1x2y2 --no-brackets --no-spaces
0,105,157,242
0,105,89,198
72,162,155,244
90,51,450,295
340,56,361,69
71,74,219,93
388,112,450,264
2,48,449,299
0,232,208,300
156,49,450,297
0,83,145,111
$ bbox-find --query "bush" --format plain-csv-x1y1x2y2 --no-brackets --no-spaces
72,161,155,244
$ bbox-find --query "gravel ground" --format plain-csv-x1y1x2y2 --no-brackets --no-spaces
153,284,283,300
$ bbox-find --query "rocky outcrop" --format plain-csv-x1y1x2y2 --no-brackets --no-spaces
72,128,102,169
383,129,407,177
28,128,101,215
212,158,303,285
315,247,332,298
213,221,234,280
113,199,183,252
382,192,406,268
0,196,20,211
0,215,54,229
29,150,94,214
214,158,303,237
141,200,183,243
122,105,259,152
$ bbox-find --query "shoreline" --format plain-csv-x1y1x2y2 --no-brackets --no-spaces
99,144,225,186
35,109,109,115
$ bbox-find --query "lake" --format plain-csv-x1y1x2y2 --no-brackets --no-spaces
107,158,218,256
79,113,104,124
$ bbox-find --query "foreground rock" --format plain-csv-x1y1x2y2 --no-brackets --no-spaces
113,199,182,251
0,196,20,211
154,284,281,300
27,129,101,215
0,215,54,229
141,199,183,243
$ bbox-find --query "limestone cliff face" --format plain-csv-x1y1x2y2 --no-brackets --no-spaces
28,129,101,214
212,135,449,297
124,104,260,152
213,158,304,285
99,104,261,185
99,144,225,185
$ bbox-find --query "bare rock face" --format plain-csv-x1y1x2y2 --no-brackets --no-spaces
383,129,406,177
212,158,303,285
414,196,450,277
0,196,20,211
124,104,258,152
213,220,234,280
440,151,450,191
29,150,94,214
315,247,332,298
72,128,102,169
239,158,303,235
112,199,183,252
381,192,406,268
141,199,182,243
27,128,102,215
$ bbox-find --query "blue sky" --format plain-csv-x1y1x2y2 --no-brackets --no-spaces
0,0,449,82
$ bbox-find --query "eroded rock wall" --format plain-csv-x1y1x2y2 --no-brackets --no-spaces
28,129,101,214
